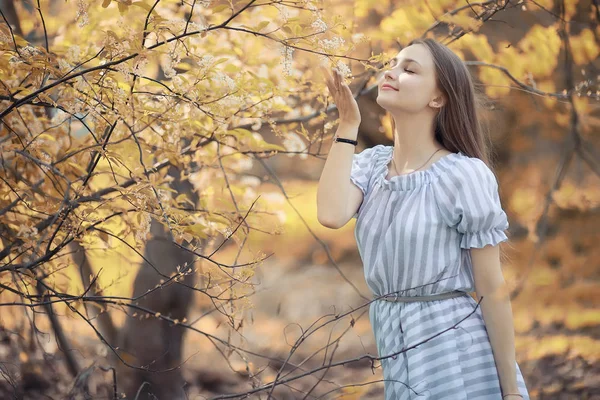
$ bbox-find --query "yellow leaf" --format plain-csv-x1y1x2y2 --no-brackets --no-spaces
213,57,229,65
183,222,209,239
102,0,111,7
175,193,195,208
116,80,131,92
132,1,155,12
212,4,230,13
68,161,88,175
38,133,56,142
255,21,269,32
37,92,57,107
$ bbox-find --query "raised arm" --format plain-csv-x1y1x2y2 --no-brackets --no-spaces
316,67,363,229
317,123,363,228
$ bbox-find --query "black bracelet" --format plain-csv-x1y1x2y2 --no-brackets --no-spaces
334,137,358,146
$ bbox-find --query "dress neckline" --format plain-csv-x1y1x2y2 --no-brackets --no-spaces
377,145,462,191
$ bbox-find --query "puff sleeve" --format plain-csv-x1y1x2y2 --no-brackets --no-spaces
350,145,380,195
349,145,380,218
435,157,510,249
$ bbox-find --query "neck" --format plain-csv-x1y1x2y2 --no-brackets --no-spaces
390,110,443,170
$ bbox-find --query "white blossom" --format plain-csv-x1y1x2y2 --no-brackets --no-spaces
319,37,345,52
66,45,80,63
242,185,258,202
163,42,182,78
58,59,72,74
164,64,177,79
335,61,351,77
275,4,289,22
8,56,23,69
20,45,41,59
135,212,151,243
240,175,261,187
166,126,180,144
324,121,334,132
311,19,327,32
74,76,87,91
279,45,294,76
76,0,89,27
352,33,366,43
39,151,52,164
252,132,265,143
272,96,288,108
133,54,148,75
306,3,319,12
0,31,10,44
251,119,262,131
199,55,214,69
318,54,329,67
158,189,172,209
115,62,132,83
172,75,187,92
275,210,287,225
233,156,253,171
257,64,269,79
51,109,68,125
215,71,237,91
282,132,307,159
219,95,243,109
188,21,208,32
17,225,38,240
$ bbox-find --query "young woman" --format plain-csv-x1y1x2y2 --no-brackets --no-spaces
317,38,530,399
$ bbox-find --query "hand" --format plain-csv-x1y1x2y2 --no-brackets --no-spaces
319,66,361,127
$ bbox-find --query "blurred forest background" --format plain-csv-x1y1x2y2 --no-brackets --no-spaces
0,0,598,399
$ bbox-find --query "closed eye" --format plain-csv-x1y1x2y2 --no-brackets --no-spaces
384,59,415,74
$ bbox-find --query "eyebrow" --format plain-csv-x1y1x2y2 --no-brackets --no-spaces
390,57,421,67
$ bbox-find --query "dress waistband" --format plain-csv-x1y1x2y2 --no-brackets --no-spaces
375,290,468,303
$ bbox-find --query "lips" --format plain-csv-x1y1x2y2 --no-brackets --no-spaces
381,84,398,91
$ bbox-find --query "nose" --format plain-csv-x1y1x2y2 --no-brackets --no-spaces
383,69,396,82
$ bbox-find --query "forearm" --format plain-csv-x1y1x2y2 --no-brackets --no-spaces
477,290,520,395
316,122,359,226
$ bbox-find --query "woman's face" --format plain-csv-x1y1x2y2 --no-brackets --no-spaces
376,44,442,114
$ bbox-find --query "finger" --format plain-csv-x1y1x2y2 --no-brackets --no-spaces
336,69,347,89
323,67,336,92
344,84,354,98
337,69,348,86
333,68,340,90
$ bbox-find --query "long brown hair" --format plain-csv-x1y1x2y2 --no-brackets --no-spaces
392,38,514,259
390,37,496,169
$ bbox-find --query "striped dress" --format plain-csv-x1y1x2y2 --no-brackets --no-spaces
350,144,530,400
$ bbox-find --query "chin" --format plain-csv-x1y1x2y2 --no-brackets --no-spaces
376,95,403,110
377,95,424,114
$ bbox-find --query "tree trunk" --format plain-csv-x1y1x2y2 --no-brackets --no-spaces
116,165,201,399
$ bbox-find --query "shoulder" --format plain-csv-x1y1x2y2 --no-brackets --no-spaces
443,154,499,190
350,145,388,196
354,144,388,159
433,154,509,236
352,144,388,167
433,154,501,217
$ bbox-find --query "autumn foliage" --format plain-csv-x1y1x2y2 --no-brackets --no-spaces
0,0,598,399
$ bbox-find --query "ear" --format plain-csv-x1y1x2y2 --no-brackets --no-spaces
429,94,445,109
